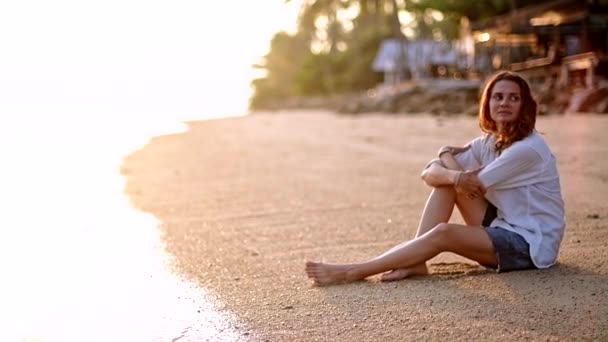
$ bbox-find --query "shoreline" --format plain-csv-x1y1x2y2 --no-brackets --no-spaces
122,111,608,341
0,113,243,342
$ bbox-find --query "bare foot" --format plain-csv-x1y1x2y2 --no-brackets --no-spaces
380,264,428,282
305,261,358,286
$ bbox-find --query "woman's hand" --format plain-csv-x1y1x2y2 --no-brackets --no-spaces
454,168,486,200
438,144,471,158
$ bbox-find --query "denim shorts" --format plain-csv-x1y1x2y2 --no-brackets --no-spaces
482,203,536,273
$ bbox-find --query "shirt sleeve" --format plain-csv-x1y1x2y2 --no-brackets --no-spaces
478,143,543,190
423,137,481,171
453,138,482,170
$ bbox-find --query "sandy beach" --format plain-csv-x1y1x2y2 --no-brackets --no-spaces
121,111,608,341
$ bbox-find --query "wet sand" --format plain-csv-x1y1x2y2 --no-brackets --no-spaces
122,111,608,341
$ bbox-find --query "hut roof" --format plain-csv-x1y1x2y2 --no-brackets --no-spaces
372,39,457,72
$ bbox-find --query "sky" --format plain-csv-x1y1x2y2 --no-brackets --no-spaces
0,0,301,121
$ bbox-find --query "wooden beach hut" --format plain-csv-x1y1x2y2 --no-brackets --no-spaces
470,0,608,89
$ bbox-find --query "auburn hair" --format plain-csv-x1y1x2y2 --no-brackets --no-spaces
478,71,537,152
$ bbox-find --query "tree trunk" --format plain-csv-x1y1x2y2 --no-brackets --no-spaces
390,0,409,81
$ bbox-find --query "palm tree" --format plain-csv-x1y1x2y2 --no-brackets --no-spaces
289,0,406,51
290,0,409,83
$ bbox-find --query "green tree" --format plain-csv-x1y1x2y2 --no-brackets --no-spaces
405,0,554,22
251,0,406,109
249,32,309,109
250,0,557,110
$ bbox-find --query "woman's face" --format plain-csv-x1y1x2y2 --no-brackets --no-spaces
489,80,522,129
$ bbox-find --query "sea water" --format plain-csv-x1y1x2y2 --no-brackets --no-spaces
0,107,246,342
0,1,302,339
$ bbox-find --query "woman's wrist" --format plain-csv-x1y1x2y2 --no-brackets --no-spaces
454,171,462,186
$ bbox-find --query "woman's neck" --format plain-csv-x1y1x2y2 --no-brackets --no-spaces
496,123,505,133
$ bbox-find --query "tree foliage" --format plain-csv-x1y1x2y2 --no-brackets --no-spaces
249,0,555,110
249,32,309,109
405,0,548,21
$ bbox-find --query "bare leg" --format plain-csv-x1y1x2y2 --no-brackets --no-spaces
380,186,488,281
379,186,454,280
305,222,496,286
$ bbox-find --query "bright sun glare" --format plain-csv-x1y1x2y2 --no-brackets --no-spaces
0,1,300,341
0,1,300,119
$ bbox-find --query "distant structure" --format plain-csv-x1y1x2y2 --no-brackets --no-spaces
371,0,608,113
372,39,461,84
373,0,608,84
469,0,608,89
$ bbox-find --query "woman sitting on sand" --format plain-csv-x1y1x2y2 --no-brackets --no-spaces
306,71,565,286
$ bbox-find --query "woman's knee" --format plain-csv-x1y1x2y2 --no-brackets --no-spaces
432,185,456,195
429,186,457,203
432,222,452,234
427,223,453,248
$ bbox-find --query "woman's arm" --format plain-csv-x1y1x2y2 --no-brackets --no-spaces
420,146,466,187
421,146,486,198
420,162,459,187
439,147,466,171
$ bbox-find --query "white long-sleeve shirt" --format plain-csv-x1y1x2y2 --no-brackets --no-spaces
449,132,565,268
